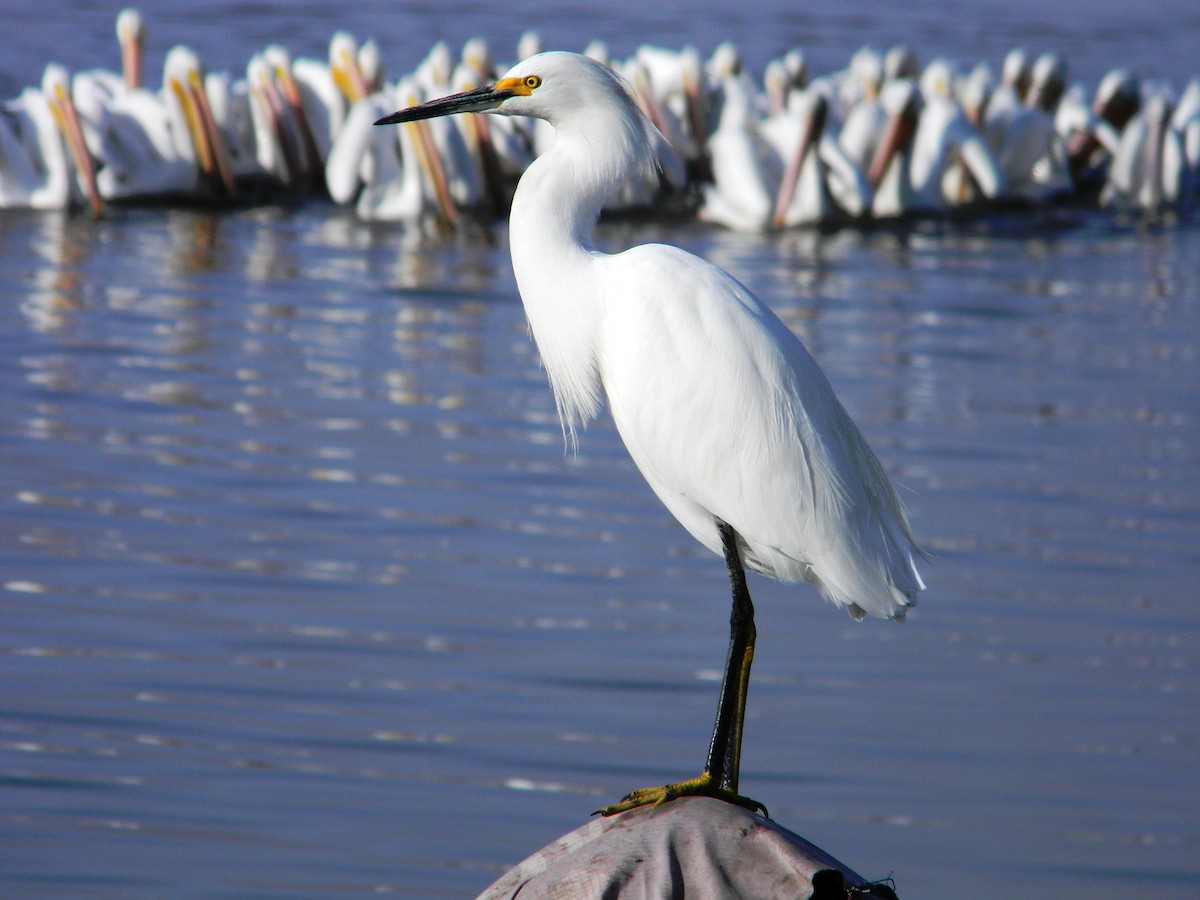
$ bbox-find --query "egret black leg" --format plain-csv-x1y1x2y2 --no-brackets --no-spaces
595,520,766,817
705,520,757,794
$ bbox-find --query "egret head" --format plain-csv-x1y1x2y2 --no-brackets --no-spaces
375,52,663,206
375,51,637,128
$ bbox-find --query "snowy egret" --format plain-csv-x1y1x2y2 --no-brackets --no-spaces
376,51,925,816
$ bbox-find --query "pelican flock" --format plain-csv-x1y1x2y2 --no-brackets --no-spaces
2,8,1197,224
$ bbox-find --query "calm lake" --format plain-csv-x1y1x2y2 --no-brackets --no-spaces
3,2,1198,898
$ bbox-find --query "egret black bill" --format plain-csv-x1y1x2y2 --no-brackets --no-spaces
374,84,513,126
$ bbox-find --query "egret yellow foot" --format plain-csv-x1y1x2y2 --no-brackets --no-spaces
595,771,768,817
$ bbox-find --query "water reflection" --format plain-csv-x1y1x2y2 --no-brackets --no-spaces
165,210,225,275
14,213,92,333
2,199,1197,898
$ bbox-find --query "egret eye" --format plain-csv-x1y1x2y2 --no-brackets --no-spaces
524,75,541,90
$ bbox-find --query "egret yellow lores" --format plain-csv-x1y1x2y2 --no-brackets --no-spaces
376,51,925,817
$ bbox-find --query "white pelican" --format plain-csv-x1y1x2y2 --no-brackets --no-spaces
884,44,920,83
161,46,235,198
447,61,532,210
415,40,455,98
834,46,884,120
1063,69,1140,190
973,63,1074,202
376,51,923,817
1027,51,1067,115
632,45,710,173
835,48,889,169
1102,90,1188,212
117,8,146,92
997,47,1032,109
460,36,496,83
71,8,146,106
76,45,235,202
260,45,326,188
867,76,1002,217
763,59,790,119
0,64,102,215
325,81,454,224
582,40,610,66
516,30,543,62
698,72,783,231
243,53,313,189
284,31,370,166
1171,78,1200,196
204,64,271,192
617,58,695,203
768,91,872,226
358,39,386,96
782,48,809,92
763,50,809,119
75,7,146,102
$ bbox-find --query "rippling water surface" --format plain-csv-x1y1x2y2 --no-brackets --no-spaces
4,3,1198,898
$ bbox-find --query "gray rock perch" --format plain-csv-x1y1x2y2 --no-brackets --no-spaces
477,797,899,899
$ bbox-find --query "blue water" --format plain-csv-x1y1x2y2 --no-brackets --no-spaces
3,3,1199,898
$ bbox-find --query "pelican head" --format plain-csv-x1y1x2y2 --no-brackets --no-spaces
461,36,493,81
884,44,920,82
1094,68,1141,130
1002,47,1030,98
329,31,369,103
867,79,922,189
1028,52,1067,112
42,63,103,217
163,44,236,196
116,7,145,91
920,59,955,100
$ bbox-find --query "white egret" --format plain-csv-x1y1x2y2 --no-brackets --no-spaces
376,52,925,816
